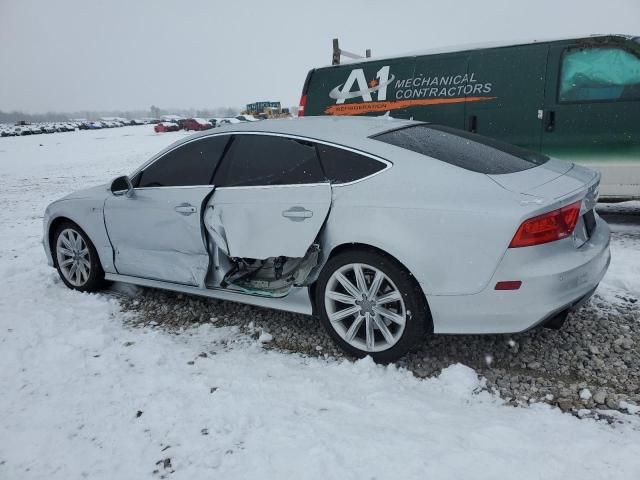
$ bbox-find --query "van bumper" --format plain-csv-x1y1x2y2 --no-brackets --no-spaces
427,216,611,334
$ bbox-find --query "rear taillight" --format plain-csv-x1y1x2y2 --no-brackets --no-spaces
298,95,307,117
509,200,581,248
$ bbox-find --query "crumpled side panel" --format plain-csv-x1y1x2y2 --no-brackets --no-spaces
203,205,230,256
205,184,331,260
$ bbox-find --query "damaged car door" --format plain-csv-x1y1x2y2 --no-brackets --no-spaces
204,133,331,293
103,136,229,286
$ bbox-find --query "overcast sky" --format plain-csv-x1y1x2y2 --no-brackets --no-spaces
1,0,638,113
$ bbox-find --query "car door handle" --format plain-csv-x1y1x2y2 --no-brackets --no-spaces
175,204,197,215
282,206,313,221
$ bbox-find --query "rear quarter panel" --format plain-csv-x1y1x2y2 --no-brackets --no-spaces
319,147,527,296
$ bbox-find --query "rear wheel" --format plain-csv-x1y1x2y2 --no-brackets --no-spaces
316,249,428,363
53,221,104,292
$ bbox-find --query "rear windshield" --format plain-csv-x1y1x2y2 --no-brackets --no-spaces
372,125,549,174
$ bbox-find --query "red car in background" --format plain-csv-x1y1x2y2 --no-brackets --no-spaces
183,118,213,131
154,122,180,133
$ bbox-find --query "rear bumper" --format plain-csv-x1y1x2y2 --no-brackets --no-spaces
534,284,598,331
427,215,611,334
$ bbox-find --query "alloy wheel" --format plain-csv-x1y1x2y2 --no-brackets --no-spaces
56,228,91,287
324,263,406,353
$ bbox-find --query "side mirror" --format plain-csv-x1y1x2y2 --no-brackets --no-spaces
110,175,134,197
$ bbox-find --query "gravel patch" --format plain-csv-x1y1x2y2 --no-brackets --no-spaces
119,287,639,417
118,205,639,419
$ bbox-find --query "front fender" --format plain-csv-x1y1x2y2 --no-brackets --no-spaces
44,196,115,273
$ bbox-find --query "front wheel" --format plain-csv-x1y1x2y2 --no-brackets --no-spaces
53,221,104,292
315,249,429,363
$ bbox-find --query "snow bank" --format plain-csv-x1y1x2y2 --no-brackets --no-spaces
597,201,640,302
2,264,640,479
599,236,640,299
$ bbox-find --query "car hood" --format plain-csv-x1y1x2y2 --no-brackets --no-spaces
487,158,598,199
56,184,110,202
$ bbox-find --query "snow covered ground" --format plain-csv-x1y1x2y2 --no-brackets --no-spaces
1,126,639,479
596,200,640,301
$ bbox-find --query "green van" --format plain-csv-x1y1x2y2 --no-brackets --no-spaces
299,34,640,200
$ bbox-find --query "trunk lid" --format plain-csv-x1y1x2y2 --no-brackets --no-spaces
488,158,598,200
491,159,602,249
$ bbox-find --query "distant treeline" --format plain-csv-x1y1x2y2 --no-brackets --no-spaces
0,106,242,123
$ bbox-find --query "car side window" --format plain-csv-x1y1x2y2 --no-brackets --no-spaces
137,135,230,188
214,134,325,187
559,47,640,102
316,144,386,184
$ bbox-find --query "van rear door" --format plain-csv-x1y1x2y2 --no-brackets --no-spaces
541,39,640,199
465,44,549,151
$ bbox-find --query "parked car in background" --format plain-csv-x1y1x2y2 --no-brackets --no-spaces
236,114,260,122
154,122,180,133
216,117,242,126
0,121,81,136
183,118,213,131
42,117,610,362
13,126,29,135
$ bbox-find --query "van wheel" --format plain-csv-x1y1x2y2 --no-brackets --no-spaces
315,249,428,363
53,221,104,292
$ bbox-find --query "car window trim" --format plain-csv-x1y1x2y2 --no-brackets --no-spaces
214,182,331,191
134,185,215,191
368,122,430,139
133,131,392,189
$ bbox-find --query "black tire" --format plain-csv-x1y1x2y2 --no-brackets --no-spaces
52,221,105,292
315,249,429,363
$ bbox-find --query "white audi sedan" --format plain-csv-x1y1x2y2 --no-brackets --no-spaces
43,117,610,362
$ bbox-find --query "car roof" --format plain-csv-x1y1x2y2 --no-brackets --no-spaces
187,116,419,145
135,116,424,176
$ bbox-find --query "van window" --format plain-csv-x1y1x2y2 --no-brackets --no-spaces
373,125,549,175
559,47,640,102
